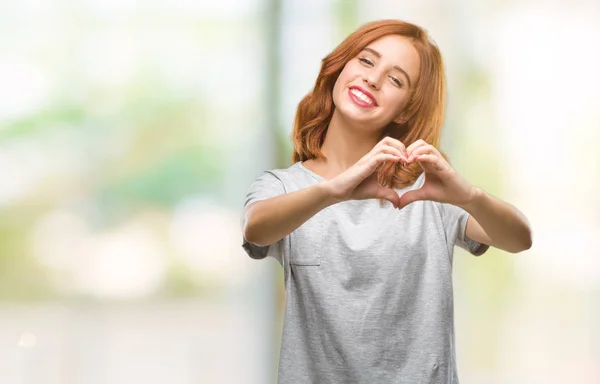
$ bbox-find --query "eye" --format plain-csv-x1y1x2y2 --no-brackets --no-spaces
389,75,404,88
358,57,373,66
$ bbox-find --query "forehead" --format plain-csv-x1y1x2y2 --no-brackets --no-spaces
364,35,420,82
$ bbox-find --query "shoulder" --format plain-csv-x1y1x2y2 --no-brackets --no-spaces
261,161,316,185
250,162,299,180
245,162,312,193
265,161,303,178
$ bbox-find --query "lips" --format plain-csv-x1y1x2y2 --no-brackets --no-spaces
348,86,378,108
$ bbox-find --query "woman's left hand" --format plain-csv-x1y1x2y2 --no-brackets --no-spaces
397,139,477,209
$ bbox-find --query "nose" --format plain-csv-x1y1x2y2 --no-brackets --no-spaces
363,70,382,90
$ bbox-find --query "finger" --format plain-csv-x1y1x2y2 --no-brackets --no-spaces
377,144,405,160
413,153,440,165
371,153,404,168
362,148,400,164
409,145,437,158
381,136,408,158
397,188,428,209
408,144,443,161
375,187,401,208
406,139,428,155
413,154,446,173
371,142,399,159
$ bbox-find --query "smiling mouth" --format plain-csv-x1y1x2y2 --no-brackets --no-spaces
348,86,377,107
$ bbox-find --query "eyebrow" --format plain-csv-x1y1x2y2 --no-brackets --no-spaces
363,47,412,87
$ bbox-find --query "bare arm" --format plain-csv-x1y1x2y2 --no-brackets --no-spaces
242,182,337,247
243,137,409,248
460,187,532,253
398,139,532,253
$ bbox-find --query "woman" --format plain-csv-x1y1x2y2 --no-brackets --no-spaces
241,19,532,384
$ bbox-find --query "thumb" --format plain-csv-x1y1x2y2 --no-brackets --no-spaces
397,188,427,209
374,187,401,209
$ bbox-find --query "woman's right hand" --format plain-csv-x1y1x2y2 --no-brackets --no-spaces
323,137,409,209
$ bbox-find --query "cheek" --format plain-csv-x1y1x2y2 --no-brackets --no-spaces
380,91,410,120
332,80,343,108
386,91,409,111
332,71,351,106
334,63,359,90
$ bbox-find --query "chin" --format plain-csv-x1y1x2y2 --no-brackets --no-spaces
337,104,379,125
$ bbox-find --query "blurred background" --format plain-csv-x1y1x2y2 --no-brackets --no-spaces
0,0,598,383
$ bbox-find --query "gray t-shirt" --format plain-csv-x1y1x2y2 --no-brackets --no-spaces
241,161,489,384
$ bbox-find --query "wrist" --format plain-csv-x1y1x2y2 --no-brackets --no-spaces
314,181,342,207
458,186,485,211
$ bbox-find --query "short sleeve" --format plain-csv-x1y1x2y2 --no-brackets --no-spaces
440,202,489,256
240,171,287,262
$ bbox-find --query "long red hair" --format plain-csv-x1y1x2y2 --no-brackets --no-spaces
291,19,448,188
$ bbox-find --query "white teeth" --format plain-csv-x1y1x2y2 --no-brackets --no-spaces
350,88,374,105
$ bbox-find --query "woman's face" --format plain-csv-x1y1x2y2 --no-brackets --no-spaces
332,34,421,129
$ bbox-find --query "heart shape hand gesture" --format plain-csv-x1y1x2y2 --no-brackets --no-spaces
397,139,477,209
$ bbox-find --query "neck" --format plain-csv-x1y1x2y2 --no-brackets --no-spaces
317,109,383,173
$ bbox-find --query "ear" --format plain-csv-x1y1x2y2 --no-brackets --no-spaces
392,112,409,125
